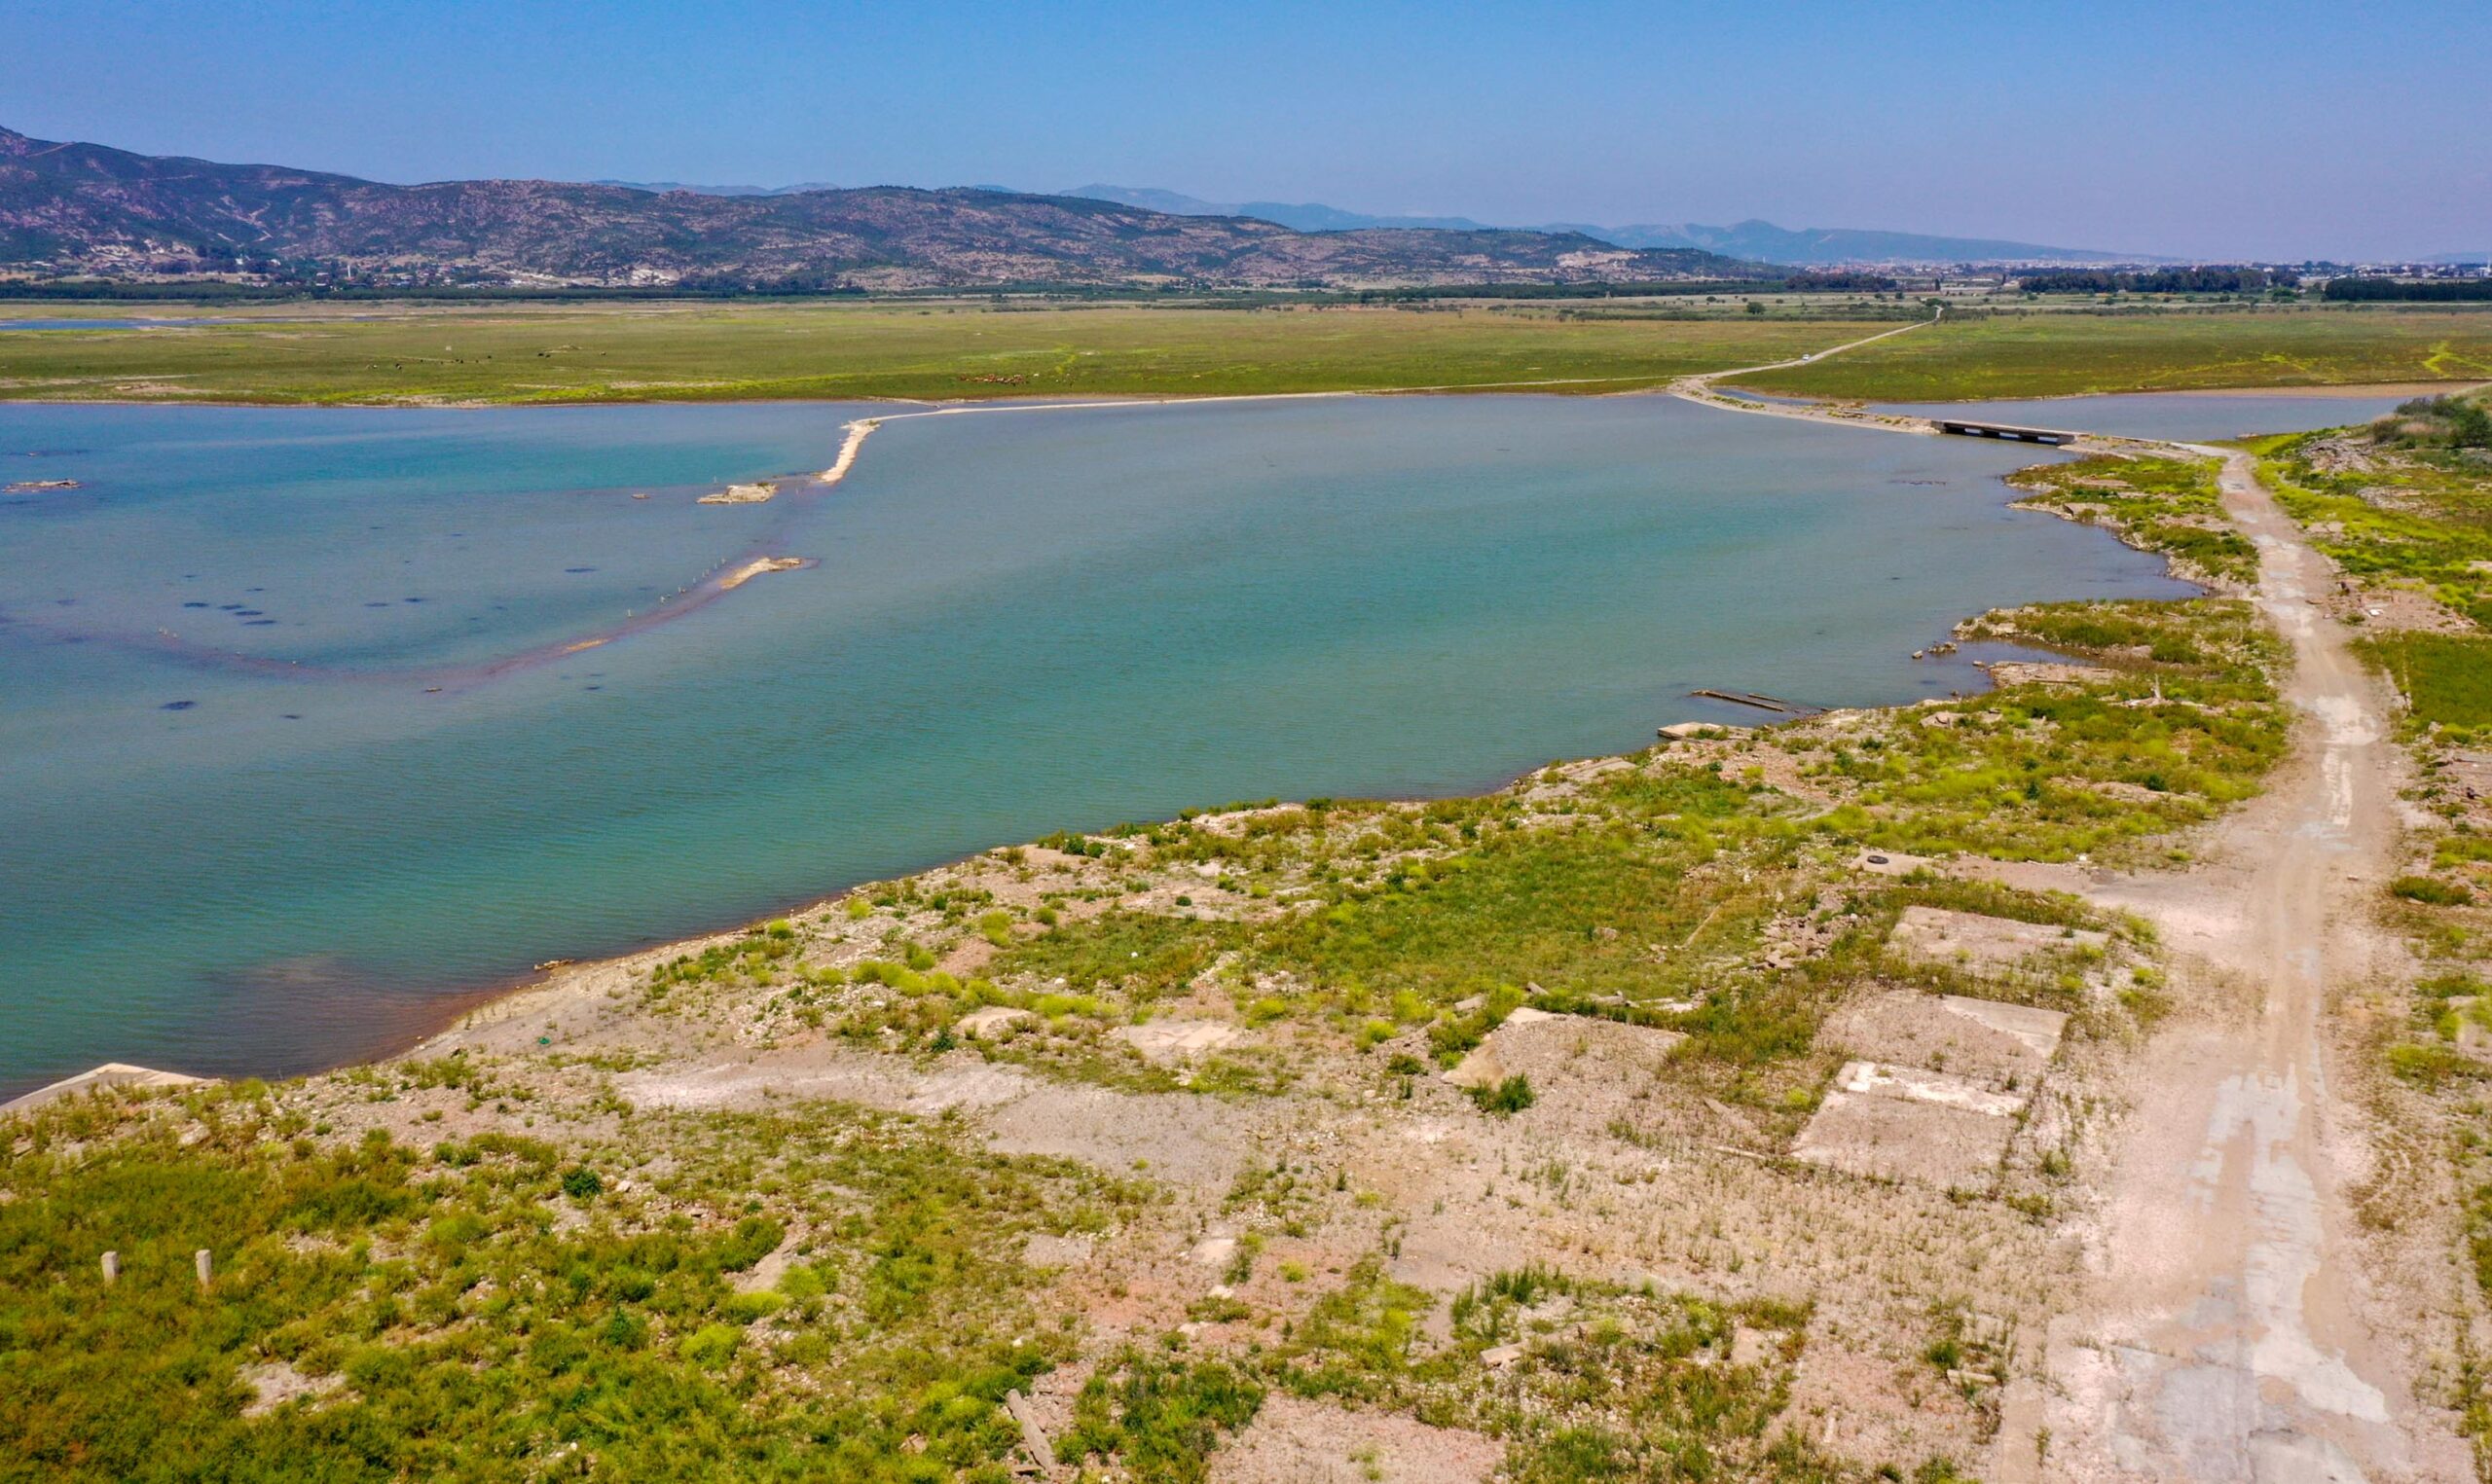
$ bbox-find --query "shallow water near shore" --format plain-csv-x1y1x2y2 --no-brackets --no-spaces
0,393,2206,1093
1867,390,2422,442
1724,387,2421,442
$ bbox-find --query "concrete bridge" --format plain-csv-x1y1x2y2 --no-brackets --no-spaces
1930,417,2079,446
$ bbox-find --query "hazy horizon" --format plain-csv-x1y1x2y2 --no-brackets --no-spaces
4,0,2486,262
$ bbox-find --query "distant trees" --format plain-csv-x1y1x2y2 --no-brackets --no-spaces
2018,267,2294,295
2322,277,2492,303
1783,271,1901,292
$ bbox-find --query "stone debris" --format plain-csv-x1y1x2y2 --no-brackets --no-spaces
1445,1009,1685,1102
1,1062,210,1117
1113,1019,1240,1061
239,1359,344,1418
714,555,805,591
954,1005,1035,1040
1003,1389,1057,1471
1021,1232,1095,1268
1826,1060,2026,1117
1207,1394,1505,1483
697,480,779,505
1931,995,2069,1060
1792,1075,2021,1188
1794,973,2075,1187
1821,990,2068,1092
1887,906,2107,976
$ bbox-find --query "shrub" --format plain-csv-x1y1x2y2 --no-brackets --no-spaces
2393,875,2475,907
1063,1353,1264,1484
678,1322,742,1370
1471,1074,1537,1116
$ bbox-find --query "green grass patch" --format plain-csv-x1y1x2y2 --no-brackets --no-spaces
987,910,1239,999
1061,1352,1264,1484
1249,821,1760,1013
0,300,1879,406
1828,599,2287,860
0,1092,1140,1481
2362,633,2492,739
2263,422,2492,638
1737,308,2492,401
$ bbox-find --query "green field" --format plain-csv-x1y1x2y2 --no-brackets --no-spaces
7,298,2492,406
1735,307,2492,401
0,301,1872,406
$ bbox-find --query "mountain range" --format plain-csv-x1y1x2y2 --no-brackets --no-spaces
1064,185,2148,266
0,127,1764,290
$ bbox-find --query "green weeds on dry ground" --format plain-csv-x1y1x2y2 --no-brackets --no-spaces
0,1088,1142,1481
1061,1259,1836,1483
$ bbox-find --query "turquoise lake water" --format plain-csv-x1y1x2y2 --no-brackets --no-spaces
0,389,2343,1093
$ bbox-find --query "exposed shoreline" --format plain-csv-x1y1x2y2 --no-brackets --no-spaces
7,375,2480,416
1714,378,2488,407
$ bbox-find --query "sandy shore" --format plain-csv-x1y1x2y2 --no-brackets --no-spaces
818,417,879,484
715,555,808,591
1735,380,2487,408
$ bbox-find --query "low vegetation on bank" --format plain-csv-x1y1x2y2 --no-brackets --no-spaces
2006,452,2257,587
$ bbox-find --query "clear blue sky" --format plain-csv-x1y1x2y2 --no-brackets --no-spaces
5,0,2484,260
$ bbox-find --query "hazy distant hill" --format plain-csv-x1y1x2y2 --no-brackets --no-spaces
1068,186,2146,266
591,180,844,198
0,127,1768,290
1563,219,2152,266
1063,185,1493,235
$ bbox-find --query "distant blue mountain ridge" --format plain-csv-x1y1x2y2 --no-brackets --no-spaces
581,178,2159,265
1060,185,2155,266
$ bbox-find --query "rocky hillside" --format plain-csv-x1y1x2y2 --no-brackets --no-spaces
0,127,1767,290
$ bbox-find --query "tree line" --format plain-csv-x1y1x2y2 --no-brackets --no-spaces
2322,277,2492,302
2018,267,2295,294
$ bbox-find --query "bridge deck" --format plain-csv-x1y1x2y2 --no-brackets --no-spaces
1931,418,2079,446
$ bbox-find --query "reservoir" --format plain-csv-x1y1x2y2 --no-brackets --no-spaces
0,390,2253,1091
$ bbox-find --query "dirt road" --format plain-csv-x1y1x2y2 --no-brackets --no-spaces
1661,325,2465,1474
1990,452,2462,1482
